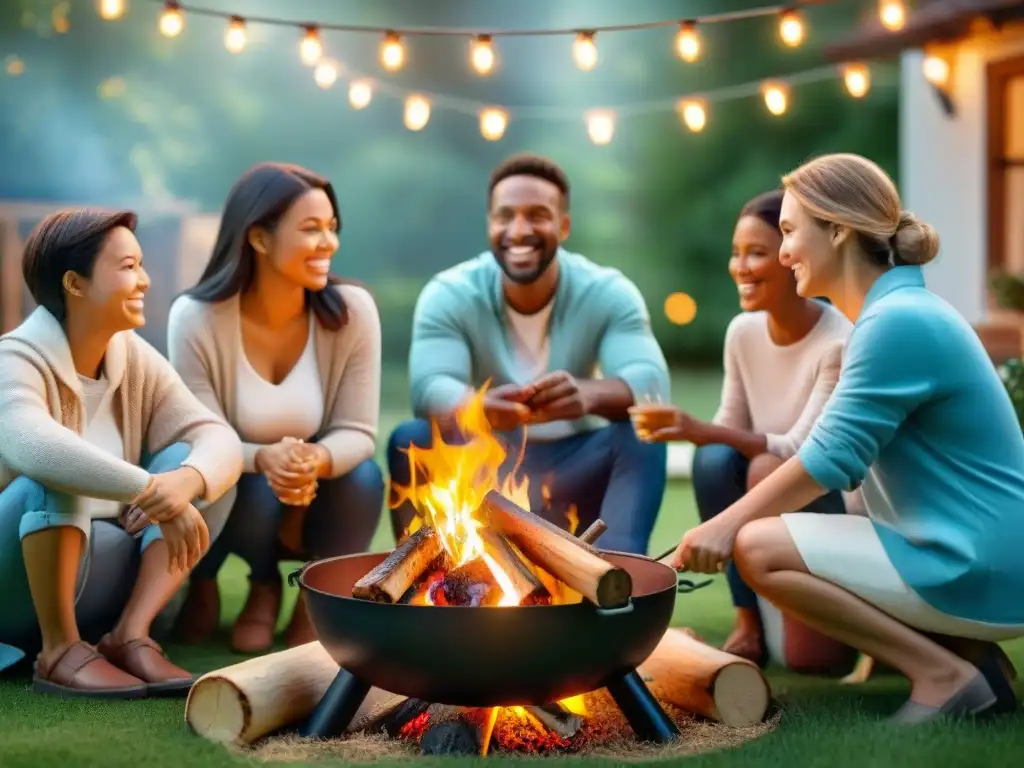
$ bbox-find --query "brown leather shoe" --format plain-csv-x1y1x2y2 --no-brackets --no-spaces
284,592,318,648
98,634,194,696
231,579,282,653
33,641,148,699
174,577,221,645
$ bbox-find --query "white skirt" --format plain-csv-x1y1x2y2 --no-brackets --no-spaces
781,512,1024,642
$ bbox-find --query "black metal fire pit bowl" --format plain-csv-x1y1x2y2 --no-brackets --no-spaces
293,549,705,745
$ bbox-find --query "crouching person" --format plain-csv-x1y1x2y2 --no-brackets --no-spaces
0,210,243,699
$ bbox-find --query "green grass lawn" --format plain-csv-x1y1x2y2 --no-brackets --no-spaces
2,369,1023,765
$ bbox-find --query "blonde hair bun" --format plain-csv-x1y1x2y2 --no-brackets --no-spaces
893,211,940,266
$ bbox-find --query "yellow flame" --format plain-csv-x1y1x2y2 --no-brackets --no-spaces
392,386,532,603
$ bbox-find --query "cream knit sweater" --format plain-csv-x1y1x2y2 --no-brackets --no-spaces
0,307,243,503
166,284,381,478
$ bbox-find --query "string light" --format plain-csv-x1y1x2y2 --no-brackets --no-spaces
879,0,906,32
762,81,789,115
922,54,950,88
479,108,508,140
675,22,701,63
404,95,431,130
664,292,698,325
573,32,598,71
381,31,406,71
778,9,804,48
586,110,615,144
470,35,496,75
314,60,339,89
348,79,373,109
158,1,184,38
677,99,707,132
300,26,322,66
843,63,870,98
224,17,246,54
97,0,125,20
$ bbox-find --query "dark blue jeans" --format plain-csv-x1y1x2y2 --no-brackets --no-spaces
193,459,385,583
692,443,846,609
387,419,667,555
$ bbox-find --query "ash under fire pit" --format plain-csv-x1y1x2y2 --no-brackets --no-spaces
292,500,690,751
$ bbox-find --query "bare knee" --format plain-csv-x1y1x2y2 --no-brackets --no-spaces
733,518,804,589
746,453,784,491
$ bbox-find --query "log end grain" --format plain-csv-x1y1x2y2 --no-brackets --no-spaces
594,567,633,608
185,677,251,745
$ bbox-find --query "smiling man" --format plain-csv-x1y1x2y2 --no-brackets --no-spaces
386,153,670,554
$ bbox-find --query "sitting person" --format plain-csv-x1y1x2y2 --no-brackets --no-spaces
387,152,670,555
168,162,385,653
632,189,854,670
0,209,242,698
671,153,1024,723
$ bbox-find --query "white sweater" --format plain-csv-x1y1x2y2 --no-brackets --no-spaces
713,303,852,459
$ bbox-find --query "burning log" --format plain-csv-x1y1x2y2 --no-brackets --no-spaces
523,703,583,739
637,628,771,727
481,491,632,608
478,529,548,604
353,525,443,603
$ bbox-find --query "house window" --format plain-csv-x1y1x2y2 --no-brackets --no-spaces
989,55,1024,274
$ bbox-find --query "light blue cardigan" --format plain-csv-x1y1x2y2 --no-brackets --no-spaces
799,266,1024,625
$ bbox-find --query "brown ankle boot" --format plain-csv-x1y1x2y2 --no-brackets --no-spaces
231,579,282,654
284,593,318,648
174,578,221,645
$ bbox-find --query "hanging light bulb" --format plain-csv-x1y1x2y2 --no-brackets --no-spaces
404,95,431,131
573,32,598,71
879,0,906,32
299,26,322,66
778,9,804,48
843,63,870,98
470,35,496,75
224,17,246,54
586,110,615,145
762,81,789,115
381,31,406,71
479,108,508,141
158,1,184,38
348,79,373,109
97,0,125,20
675,22,701,62
922,54,950,87
314,60,338,89
677,99,707,132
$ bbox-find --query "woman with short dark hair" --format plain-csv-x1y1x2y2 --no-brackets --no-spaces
168,162,384,653
0,209,242,698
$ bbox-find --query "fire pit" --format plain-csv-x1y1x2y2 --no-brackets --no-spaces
291,390,710,752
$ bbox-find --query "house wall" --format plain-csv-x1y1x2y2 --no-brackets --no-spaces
900,26,1024,324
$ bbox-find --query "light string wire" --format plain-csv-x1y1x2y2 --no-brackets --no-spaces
329,61,891,121
149,0,839,37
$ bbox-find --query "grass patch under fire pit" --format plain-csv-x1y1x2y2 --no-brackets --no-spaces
2,371,1024,765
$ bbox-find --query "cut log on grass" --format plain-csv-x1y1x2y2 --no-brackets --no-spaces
185,641,340,745
352,525,443,603
481,491,632,608
637,628,771,727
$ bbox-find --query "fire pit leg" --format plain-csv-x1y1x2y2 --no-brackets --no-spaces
299,668,372,740
606,670,679,743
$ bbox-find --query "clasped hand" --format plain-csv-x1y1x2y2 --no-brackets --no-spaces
255,437,326,506
124,466,210,574
481,371,593,432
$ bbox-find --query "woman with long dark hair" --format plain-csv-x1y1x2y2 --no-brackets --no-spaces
0,209,242,698
632,189,854,669
167,162,384,653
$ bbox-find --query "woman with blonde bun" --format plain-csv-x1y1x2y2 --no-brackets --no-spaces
669,153,1024,724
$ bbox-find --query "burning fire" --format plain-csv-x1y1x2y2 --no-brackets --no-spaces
391,386,577,607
